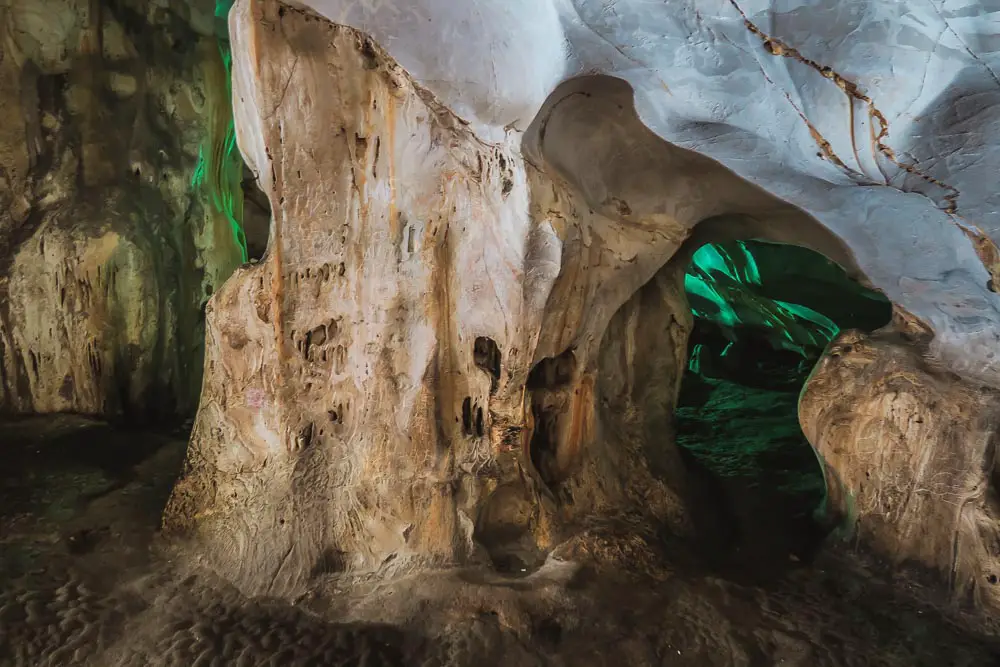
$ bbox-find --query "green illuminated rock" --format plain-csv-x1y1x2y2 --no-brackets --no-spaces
686,240,891,362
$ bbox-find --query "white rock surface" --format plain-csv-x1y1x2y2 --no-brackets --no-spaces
288,0,1000,387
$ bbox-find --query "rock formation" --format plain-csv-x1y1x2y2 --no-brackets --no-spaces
3,0,1000,659
297,0,1000,388
161,0,1000,621
164,3,685,593
801,317,1000,610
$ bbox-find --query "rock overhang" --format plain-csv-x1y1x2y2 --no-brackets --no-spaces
279,0,1000,387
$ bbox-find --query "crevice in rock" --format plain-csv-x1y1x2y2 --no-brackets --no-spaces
526,348,575,391
473,336,501,394
473,482,541,575
526,348,577,488
462,396,473,436
241,165,271,261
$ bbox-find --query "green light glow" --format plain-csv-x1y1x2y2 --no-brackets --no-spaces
686,241,845,359
679,240,892,544
191,0,248,262
689,344,704,374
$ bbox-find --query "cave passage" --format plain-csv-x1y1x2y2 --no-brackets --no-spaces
676,240,892,576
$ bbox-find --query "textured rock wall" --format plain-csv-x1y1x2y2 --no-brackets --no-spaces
0,0,247,420
164,0,705,595
166,1,549,590
158,0,1000,620
800,316,1000,610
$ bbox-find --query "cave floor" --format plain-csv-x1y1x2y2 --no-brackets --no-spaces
1,417,999,666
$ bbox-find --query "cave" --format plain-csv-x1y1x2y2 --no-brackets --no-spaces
675,239,892,577
4,0,1000,664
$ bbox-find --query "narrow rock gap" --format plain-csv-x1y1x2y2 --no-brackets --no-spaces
241,165,271,261
526,348,576,488
473,336,501,394
676,239,892,580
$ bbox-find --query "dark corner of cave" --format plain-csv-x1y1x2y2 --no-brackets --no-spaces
0,0,270,601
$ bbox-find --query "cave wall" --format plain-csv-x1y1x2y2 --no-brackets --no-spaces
800,318,1000,609
18,0,965,620
160,0,1000,610
0,0,247,420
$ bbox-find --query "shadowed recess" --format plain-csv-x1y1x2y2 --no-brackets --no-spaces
677,240,891,575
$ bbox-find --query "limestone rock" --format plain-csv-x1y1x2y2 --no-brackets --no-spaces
204,0,1000,616
2,0,996,636
0,0,251,420
164,1,722,595
800,317,1000,610
165,2,1000,619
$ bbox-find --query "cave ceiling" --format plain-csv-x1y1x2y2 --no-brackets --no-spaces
291,0,1000,387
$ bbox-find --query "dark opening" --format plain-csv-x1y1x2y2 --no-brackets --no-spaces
462,396,473,436
526,348,576,487
676,240,891,578
526,348,575,391
473,337,502,394
241,165,271,261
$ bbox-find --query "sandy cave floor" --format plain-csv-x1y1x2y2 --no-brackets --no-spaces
1,416,1000,666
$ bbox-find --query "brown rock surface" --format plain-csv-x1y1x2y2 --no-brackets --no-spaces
164,0,701,595
801,313,1000,612
0,0,247,420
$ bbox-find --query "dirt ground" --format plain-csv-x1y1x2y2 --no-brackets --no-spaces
1,416,999,666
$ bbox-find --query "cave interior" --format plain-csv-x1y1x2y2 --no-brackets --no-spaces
2,0,1000,664
676,239,892,577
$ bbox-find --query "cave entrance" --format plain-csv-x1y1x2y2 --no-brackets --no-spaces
676,239,891,578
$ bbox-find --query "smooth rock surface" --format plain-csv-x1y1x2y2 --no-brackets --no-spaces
801,320,1000,611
